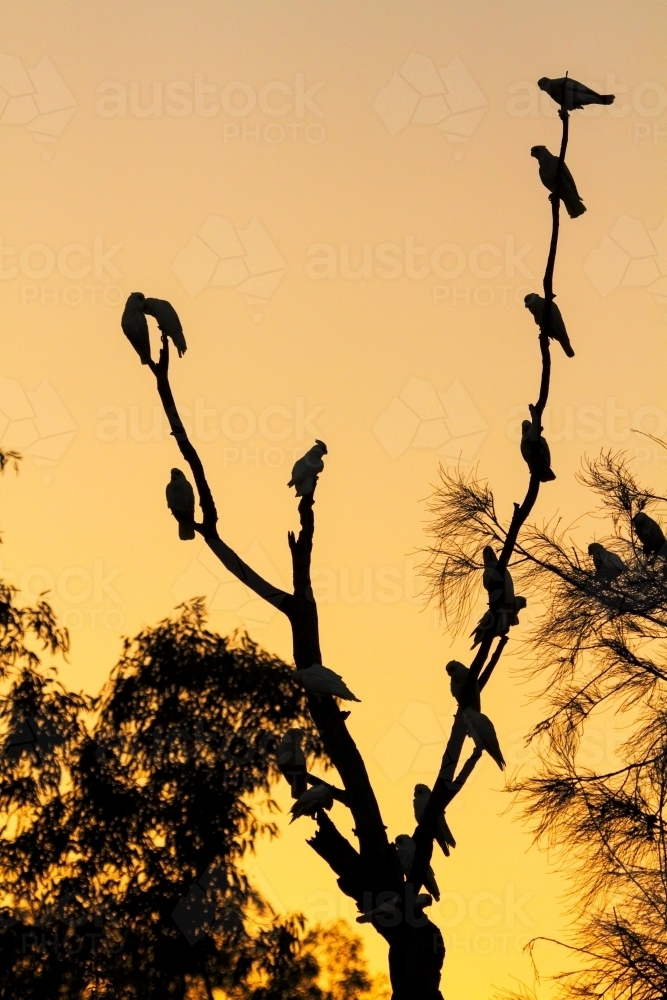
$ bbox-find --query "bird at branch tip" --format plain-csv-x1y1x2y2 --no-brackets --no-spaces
413,783,456,857
521,420,556,482
587,543,627,583
287,440,327,496
356,896,400,924
394,834,440,901
538,76,615,110
289,781,334,822
143,297,187,357
165,469,195,540
633,512,667,560
446,660,481,712
276,728,307,799
121,292,151,365
463,708,505,770
531,145,586,219
293,663,360,702
524,293,575,358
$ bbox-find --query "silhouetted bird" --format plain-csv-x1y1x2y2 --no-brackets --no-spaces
143,298,187,357
121,292,151,364
166,468,196,540
531,146,586,219
482,546,527,618
394,834,440,900
289,782,334,821
633,512,667,558
521,420,556,481
463,708,505,770
588,543,627,582
294,663,360,702
446,660,481,711
287,441,327,496
538,76,615,110
413,783,456,857
524,293,575,357
276,728,307,798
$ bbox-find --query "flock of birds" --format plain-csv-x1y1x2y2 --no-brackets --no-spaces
119,75,639,925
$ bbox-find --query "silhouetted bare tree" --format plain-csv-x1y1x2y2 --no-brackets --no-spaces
118,75,602,998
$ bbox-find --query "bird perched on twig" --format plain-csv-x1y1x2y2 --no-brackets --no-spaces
521,420,556,482
287,441,327,496
143,298,187,357
446,660,481,712
463,708,505,770
633,512,667,559
482,546,527,621
294,663,360,702
394,834,440,901
531,145,586,219
121,292,151,364
413,783,456,857
289,781,334,822
538,76,615,110
276,728,307,798
588,543,627,583
166,469,196,540
524,293,575,358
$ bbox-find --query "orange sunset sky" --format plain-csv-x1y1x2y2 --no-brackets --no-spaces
2,1,667,995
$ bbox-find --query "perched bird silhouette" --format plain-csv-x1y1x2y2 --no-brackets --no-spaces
588,543,627,583
276,728,307,799
394,834,440,901
356,896,400,924
446,660,481,712
463,708,505,770
531,146,586,219
121,292,151,364
143,298,187,357
166,468,196,540
538,76,615,110
294,663,360,702
482,546,527,621
633,512,667,559
524,293,575,358
413,783,456,857
470,609,506,648
521,420,556,482
287,441,327,496
289,782,334,822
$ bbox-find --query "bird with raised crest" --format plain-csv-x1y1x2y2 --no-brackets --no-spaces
287,441,327,496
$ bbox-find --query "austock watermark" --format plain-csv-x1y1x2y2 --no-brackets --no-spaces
0,54,76,160
0,558,124,632
0,235,125,307
0,376,75,483
172,543,426,630
96,395,324,473
171,215,286,318
374,377,487,463
304,235,535,308
583,214,667,311
95,73,326,145
374,53,488,158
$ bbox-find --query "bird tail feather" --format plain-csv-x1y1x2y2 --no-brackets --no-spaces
179,521,195,540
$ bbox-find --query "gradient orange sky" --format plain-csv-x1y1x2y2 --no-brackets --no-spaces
2,1,667,995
